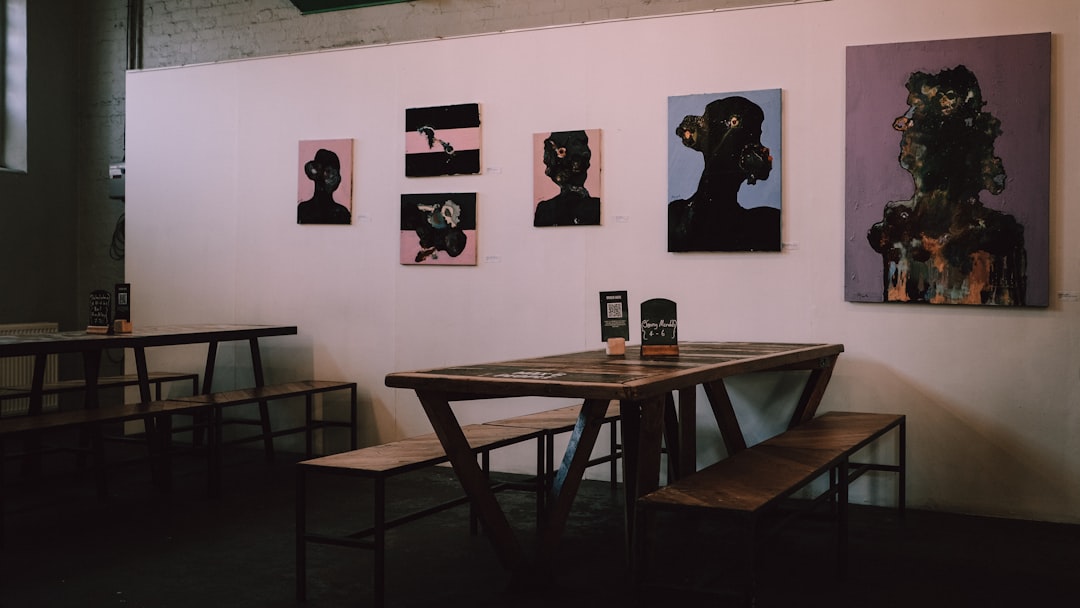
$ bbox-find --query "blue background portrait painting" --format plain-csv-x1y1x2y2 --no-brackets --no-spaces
667,88,783,252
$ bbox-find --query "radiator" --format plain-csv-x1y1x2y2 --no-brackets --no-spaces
1,322,60,416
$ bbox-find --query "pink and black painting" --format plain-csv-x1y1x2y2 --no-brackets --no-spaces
400,193,477,266
845,33,1050,306
297,138,353,225
405,103,481,177
532,129,602,227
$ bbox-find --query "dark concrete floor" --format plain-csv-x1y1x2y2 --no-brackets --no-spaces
2,442,1079,608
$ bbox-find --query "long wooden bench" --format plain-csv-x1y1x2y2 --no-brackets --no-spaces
0,371,200,414
1,380,357,542
296,402,624,608
0,396,214,544
1,372,203,493
169,380,357,498
484,401,623,496
173,380,358,456
634,411,905,603
296,424,546,608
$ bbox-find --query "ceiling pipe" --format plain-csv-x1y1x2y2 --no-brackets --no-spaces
127,0,143,70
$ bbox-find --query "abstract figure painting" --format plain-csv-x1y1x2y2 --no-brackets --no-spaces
667,89,782,252
297,139,352,225
405,103,481,177
845,33,1050,306
533,129,602,227
400,193,477,266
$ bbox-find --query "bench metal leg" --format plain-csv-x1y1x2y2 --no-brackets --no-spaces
663,393,680,481
608,416,619,492
535,434,544,531
207,405,223,498
247,338,275,463
745,514,759,608
373,477,386,608
348,385,358,451
295,466,307,602
898,418,907,519
469,451,491,536
304,394,314,457
838,457,849,579
156,413,174,492
1,438,6,546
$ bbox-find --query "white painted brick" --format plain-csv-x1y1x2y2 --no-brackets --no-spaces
139,0,777,68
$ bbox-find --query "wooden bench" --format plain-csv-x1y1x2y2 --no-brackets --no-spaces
170,380,357,497
484,401,623,496
173,380,358,456
1,380,357,541
2,372,200,458
0,396,214,544
296,424,546,608
634,411,905,603
0,371,200,410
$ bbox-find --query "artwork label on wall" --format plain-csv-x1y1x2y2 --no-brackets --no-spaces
400,193,478,265
533,129,602,227
297,138,353,225
405,103,481,177
667,89,782,252
845,33,1050,306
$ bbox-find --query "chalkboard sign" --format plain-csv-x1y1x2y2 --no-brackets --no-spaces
640,298,678,356
87,289,112,334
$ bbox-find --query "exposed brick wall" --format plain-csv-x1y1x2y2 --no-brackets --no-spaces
140,0,785,69
77,0,128,331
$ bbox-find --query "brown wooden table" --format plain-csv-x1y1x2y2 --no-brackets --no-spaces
0,323,298,414
1,324,298,487
384,341,844,581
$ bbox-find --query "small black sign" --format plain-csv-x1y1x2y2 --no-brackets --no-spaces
88,290,112,329
599,290,629,342
114,283,131,322
640,298,678,351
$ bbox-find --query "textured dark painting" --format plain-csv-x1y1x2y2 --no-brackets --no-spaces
405,104,481,177
845,33,1050,306
667,89,782,252
400,193,477,265
297,138,353,225
533,129,602,227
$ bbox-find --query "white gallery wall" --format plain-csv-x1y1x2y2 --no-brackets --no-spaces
126,0,1080,524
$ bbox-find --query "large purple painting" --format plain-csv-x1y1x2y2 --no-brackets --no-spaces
845,33,1049,306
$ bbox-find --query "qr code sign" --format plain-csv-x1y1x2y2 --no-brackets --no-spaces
606,302,624,318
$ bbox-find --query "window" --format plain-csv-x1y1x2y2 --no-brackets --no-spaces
2,0,27,172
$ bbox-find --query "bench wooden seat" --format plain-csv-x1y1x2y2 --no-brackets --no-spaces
635,411,905,603
296,423,546,608
0,371,199,404
174,380,358,460
484,401,622,492
0,399,207,436
0,397,214,544
1,380,358,544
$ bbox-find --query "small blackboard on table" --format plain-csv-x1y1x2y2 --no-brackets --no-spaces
640,298,678,356
87,290,112,334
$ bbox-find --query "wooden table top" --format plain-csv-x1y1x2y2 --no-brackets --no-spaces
385,341,844,401
0,323,298,356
